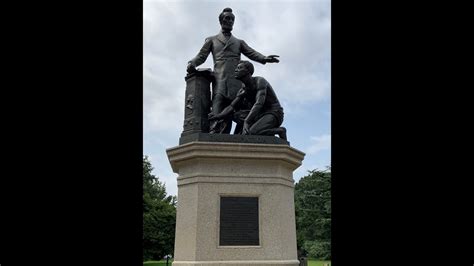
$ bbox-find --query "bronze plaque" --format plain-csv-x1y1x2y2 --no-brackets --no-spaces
219,197,259,246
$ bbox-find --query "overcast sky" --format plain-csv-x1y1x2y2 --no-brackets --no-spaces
144,0,331,196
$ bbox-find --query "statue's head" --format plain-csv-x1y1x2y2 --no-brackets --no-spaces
219,7,235,32
235,60,254,80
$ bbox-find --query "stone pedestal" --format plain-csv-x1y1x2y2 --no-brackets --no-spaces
166,141,305,266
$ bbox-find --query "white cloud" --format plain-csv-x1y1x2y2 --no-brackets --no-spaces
307,134,331,154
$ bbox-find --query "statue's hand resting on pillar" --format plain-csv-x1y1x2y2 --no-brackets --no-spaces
186,62,197,73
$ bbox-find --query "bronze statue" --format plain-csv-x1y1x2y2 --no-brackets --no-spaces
209,61,287,140
187,7,279,134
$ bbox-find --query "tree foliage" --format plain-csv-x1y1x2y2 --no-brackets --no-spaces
143,156,176,261
295,167,331,260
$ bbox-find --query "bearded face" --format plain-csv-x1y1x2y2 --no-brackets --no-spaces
220,13,234,32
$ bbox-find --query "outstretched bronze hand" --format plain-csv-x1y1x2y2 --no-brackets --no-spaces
264,55,280,63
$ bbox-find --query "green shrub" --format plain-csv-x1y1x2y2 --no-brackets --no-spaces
304,240,331,260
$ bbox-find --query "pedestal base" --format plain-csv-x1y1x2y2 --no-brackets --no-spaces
167,142,305,266
171,260,299,266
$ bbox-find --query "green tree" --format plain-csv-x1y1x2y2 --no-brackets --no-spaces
295,167,331,260
143,155,176,261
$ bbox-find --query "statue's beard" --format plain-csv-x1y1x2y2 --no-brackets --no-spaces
221,24,233,32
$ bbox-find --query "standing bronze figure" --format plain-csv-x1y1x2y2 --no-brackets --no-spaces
187,7,280,134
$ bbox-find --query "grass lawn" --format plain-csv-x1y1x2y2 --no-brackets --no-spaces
143,260,173,266
308,260,331,266
144,259,330,266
